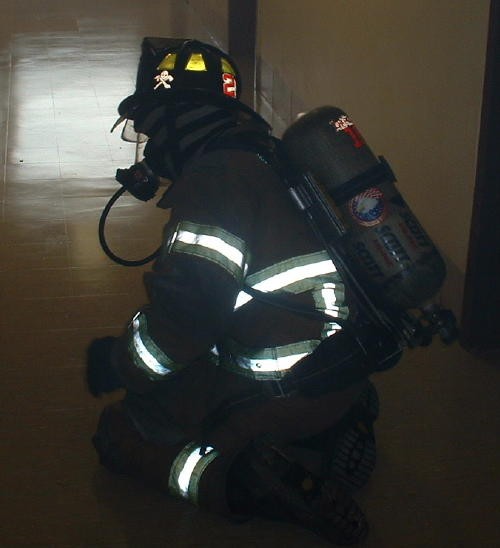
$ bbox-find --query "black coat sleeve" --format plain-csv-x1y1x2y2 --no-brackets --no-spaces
113,148,263,392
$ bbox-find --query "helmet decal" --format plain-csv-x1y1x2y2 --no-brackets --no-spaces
222,73,237,98
153,70,174,90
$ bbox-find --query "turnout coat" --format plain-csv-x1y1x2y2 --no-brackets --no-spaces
105,134,365,511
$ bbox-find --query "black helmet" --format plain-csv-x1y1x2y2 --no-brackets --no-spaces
122,38,240,107
118,37,243,121
114,37,268,182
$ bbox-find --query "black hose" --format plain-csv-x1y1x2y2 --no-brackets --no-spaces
98,186,160,267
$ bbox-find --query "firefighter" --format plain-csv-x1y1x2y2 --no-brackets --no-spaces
88,39,388,545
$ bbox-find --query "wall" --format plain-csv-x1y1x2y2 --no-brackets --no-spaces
167,0,490,319
183,0,228,47
256,0,491,317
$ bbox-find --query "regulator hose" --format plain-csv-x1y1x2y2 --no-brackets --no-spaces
98,186,160,267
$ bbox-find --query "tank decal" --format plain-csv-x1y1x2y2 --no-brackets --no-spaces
349,187,387,227
351,241,385,278
374,225,412,268
371,237,395,268
330,114,365,148
399,211,432,248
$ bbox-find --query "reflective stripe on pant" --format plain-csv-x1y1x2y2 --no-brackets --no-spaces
221,338,321,381
127,311,186,379
168,442,219,504
93,401,237,515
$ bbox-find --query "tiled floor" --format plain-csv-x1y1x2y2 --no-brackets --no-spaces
1,2,500,547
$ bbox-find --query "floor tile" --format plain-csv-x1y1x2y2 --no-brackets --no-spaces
59,162,124,179
0,217,68,244
0,293,141,332
0,328,122,370
58,144,112,163
5,162,61,181
9,94,55,110
52,95,100,110
0,267,72,300
7,129,58,148
0,240,69,270
7,146,60,164
2,197,65,221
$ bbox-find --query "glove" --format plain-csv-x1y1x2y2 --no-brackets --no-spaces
287,324,402,397
86,337,124,397
115,160,160,201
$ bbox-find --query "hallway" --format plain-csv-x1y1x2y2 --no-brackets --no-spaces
1,2,499,546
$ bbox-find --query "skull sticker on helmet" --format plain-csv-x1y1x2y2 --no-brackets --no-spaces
154,70,174,90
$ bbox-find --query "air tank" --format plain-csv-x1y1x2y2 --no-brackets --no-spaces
281,106,446,311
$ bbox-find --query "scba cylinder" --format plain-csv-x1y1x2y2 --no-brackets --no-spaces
281,106,446,311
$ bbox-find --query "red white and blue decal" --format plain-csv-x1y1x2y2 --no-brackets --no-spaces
349,187,387,227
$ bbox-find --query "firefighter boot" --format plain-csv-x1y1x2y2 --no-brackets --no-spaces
328,381,378,492
228,441,369,546
292,381,379,493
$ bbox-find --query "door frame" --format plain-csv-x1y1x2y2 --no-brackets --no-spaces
460,0,500,355
227,0,257,108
